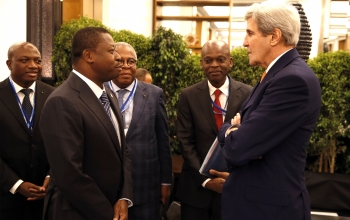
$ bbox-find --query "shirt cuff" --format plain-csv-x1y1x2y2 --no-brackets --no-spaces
10,179,23,194
119,198,133,208
202,178,211,188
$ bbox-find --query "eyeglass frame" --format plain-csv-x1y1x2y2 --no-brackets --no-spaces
116,58,137,67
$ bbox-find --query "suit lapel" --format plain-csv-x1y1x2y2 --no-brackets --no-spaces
33,82,48,130
127,82,146,137
68,73,122,157
0,78,31,132
225,78,243,121
241,48,300,115
196,81,218,133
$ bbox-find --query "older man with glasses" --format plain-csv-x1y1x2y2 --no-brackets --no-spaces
106,42,172,220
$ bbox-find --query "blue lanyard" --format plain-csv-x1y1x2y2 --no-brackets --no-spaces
9,80,35,130
210,80,230,116
109,80,137,113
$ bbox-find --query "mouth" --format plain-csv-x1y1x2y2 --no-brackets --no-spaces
209,71,222,75
26,72,38,77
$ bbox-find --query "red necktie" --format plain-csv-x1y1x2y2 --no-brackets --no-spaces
260,71,267,82
213,89,223,130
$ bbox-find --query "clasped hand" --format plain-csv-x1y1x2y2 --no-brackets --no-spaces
17,177,50,200
205,169,229,193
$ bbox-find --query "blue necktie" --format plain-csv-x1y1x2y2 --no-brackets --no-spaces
118,89,127,128
100,91,115,129
20,89,33,118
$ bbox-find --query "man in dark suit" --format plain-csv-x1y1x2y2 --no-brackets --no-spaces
176,40,252,220
106,42,172,220
217,2,321,220
0,42,54,220
39,27,133,220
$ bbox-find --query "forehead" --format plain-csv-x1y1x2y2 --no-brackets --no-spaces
13,44,41,58
246,18,259,31
116,45,136,58
96,33,114,48
202,44,228,58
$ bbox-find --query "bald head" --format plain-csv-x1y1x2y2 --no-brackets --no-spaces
6,42,42,88
202,40,230,57
200,40,233,88
8,42,39,61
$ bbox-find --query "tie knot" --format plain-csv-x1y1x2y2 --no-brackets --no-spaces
118,89,127,96
214,89,221,99
20,88,32,96
100,91,109,103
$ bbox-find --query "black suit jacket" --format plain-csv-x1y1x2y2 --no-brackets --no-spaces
176,77,252,208
0,78,54,209
40,72,133,220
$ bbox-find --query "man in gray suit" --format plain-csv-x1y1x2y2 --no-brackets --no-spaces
40,27,133,220
106,42,172,220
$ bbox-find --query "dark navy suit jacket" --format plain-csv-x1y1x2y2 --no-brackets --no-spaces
218,49,321,220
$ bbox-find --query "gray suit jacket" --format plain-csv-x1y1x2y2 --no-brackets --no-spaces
107,80,172,206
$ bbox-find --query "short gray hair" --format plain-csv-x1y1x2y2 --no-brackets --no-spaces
115,42,137,60
245,1,300,46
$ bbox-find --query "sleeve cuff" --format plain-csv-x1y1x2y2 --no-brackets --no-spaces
202,178,211,188
9,179,23,194
119,198,133,208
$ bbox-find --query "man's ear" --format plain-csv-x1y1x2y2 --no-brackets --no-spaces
270,28,282,46
6,60,12,70
82,49,94,63
200,59,204,69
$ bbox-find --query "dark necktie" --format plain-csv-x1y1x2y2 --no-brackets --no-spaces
100,91,115,129
213,89,223,130
20,88,33,118
118,89,127,128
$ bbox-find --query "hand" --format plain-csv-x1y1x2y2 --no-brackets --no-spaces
204,177,226,193
231,113,241,126
17,182,45,200
27,177,50,201
113,200,128,220
160,185,171,206
209,169,229,180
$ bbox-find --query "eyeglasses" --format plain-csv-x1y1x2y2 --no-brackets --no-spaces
117,58,137,67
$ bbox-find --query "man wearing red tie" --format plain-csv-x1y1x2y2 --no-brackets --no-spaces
176,40,252,220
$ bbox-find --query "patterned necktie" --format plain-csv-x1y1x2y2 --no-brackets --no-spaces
100,91,115,129
20,88,33,118
260,71,267,82
213,89,223,130
118,89,127,128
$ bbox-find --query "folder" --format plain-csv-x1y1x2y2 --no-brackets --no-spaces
199,138,228,178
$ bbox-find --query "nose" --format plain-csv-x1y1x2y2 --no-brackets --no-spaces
28,59,38,69
243,35,248,47
210,60,219,67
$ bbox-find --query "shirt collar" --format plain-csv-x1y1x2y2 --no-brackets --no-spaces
208,76,229,97
9,76,36,93
265,48,293,74
110,80,136,93
72,69,105,99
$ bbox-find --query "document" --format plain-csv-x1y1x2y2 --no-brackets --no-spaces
199,138,228,178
